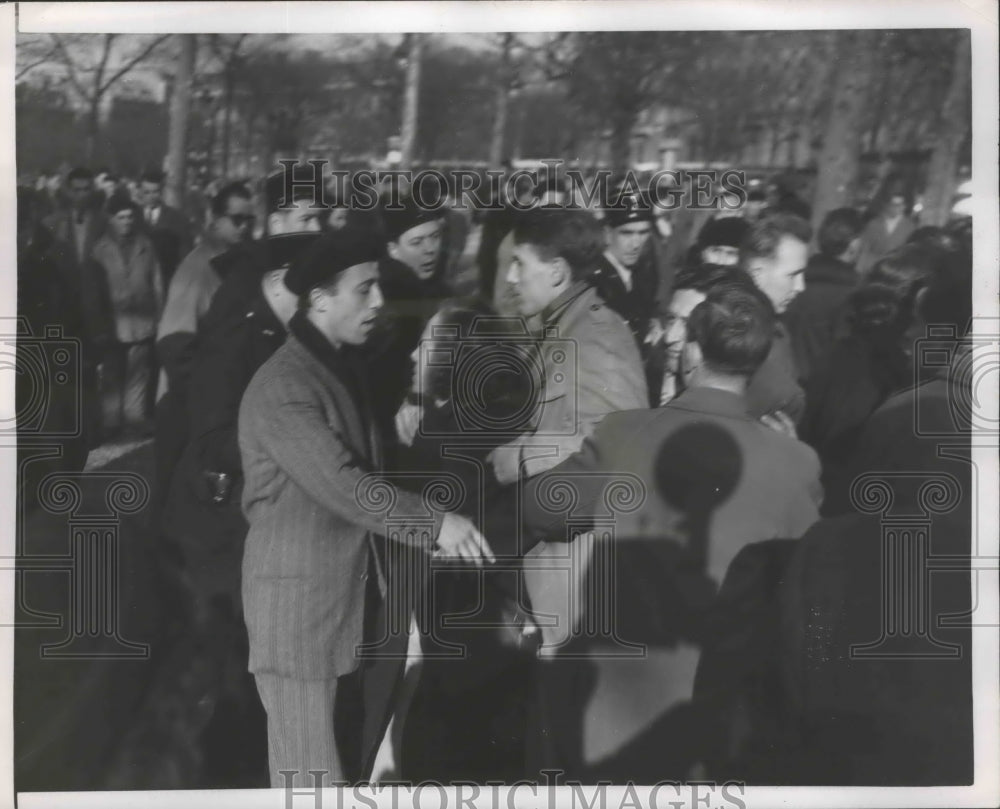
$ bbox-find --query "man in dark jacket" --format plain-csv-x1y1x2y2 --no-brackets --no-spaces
740,213,810,424
138,168,195,289
156,229,322,785
592,191,664,403
153,181,254,519
368,196,451,446
783,207,862,386
17,187,95,499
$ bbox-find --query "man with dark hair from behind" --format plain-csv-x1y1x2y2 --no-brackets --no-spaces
739,212,811,426
516,282,821,782
660,263,760,405
783,207,863,386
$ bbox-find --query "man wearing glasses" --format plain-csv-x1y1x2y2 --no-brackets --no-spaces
153,181,255,514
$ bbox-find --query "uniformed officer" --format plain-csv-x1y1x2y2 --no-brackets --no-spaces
593,191,665,405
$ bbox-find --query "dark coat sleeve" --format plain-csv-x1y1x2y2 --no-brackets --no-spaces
187,273,263,475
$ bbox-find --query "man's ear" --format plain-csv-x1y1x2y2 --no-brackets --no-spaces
550,256,571,287
267,212,283,236
745,256,765,281
387,241,400,261
681,339,703,381
308,286,326,311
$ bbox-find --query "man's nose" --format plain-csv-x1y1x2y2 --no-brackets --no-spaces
506,264,518,284
371,283,385,310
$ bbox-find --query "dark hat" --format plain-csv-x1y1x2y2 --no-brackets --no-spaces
696,216,750,249
266,232,324,272
381,195,442,242
602,191,654,229
106,193,137,216
263,169,322,214
284,227,382,295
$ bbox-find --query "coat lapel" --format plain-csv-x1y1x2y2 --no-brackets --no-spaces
287,336,374,465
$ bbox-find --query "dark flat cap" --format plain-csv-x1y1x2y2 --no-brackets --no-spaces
697,216,750,249
263,169,322,214
266,232,324,272
602,191,654,228
284,227,382,295
106,193,137,216
381,195,443,242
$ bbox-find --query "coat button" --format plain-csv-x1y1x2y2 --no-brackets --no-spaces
360,572,369,582
591,303,600,311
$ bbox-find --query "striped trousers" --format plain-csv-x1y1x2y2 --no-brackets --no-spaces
254,670,364,789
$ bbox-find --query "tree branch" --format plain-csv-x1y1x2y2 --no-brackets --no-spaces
98,33,170,94
50,34,90,101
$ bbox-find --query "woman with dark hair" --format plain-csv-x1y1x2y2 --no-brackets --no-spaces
800,244,939,503
388,297,540,783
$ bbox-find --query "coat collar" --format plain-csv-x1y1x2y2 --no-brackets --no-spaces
668,385,753,421
286,313,378,461
803,254,858,288
540,280,592,326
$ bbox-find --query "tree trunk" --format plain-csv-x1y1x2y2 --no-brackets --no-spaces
488,34,514,168
399,33,424,170
810,31,877,234
165,35,196,209
85,101,100,163
609,107,637,174
921,32,971,226
221,66,235,177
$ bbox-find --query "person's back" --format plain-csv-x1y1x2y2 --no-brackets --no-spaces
783,208,863,385
763,257,974,784
518,282,821,782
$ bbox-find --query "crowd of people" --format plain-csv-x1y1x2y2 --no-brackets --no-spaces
16,160,975,789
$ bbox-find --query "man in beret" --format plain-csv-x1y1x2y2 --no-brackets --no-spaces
696,216,750,269
239,228,493,787
90,193,164,437
592,191,665,404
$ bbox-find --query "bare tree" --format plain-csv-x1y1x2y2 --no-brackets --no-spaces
207,34,249,177
921,31,971,226
49,33,170,161
399,34,425,169
164,35,196,208
15,34,58,81
810,31,879,234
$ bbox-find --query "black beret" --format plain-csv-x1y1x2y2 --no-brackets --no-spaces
263,169,321,214
266,232,324,272
381,195,443,242
106,193,137,216
284,226,382,295
697,216,750,249
602,191,654,228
